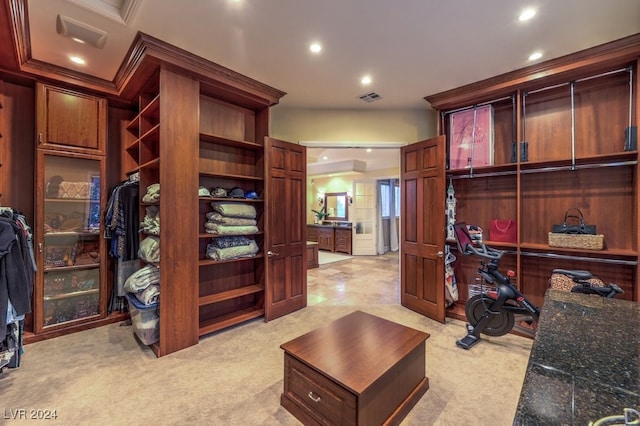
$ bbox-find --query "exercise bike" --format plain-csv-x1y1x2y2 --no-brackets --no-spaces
452,222,623,350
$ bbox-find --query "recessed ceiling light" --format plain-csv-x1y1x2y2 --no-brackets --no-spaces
519,8,536,21
528,51,542,61
361,75,372,85
366,149,372,153
310,43,322,54
322,156,328,160
69,55,86,65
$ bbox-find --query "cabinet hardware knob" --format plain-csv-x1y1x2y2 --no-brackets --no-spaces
437,251,444,257
38,242,43,253
267,251,279,257
307,391,321,403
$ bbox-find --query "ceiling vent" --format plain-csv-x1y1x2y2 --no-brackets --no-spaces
358,92,383,103
56,15,108,49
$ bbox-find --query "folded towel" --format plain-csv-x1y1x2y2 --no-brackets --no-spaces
204,223,258,235
134,284,160,306
210,202,257,219
124,264,160,292
142,183,160,203
206,240,259,261
138,235,160,263
205,212,256,226
210,236,253,249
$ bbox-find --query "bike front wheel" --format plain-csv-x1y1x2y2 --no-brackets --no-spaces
465,294,515,337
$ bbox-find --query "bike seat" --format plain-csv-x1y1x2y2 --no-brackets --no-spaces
553,269,592,281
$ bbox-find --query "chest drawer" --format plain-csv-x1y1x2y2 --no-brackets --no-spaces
284,355,356,425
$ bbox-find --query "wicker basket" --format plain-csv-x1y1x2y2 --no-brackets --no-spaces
547,232,604,250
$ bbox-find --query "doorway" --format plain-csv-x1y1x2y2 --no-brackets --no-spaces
304,143,402,256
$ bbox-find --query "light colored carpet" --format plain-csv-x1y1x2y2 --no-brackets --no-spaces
1,252,532,425
317,251,353,265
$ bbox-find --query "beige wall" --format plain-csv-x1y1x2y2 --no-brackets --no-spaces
270,107,436,143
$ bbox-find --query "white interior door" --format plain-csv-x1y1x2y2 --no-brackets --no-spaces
352,179,377,255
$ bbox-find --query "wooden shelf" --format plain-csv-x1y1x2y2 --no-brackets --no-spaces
198,253,264,265
198,170,264,181
198,285,263,306
431,49,640,319
199,232,263,239
43,288,99,301
199,196,263,203
44,231,101,237
447,163,517,178
139,157,160,170
198,307,264,337
200,132,262,150
519,151,637,173
520,242,638,258
44,264,100,273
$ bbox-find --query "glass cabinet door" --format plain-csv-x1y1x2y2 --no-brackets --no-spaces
40,153,102,329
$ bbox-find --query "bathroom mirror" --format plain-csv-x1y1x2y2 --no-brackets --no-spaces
324,192,348,220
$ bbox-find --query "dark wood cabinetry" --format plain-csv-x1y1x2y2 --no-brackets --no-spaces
335,227,353,255
120,33,301,356
281,311,429,425
36,84,106,155
425,35,640,319
307,224,352,254
32,84,116,339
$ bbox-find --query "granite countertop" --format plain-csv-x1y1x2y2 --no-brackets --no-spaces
514,289,640,425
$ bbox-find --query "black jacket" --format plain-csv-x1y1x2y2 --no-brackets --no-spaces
0,216,33,341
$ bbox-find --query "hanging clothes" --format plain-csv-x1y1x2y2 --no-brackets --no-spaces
0,210,34,341
105,180,139,260
0,209,35,371
104,181,140,308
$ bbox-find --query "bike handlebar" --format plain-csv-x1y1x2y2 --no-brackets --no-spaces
571,282,625,298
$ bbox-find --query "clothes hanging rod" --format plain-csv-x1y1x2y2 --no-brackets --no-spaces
447,159,636,179
444,95,514,115
524,67,631,96
519,160,637,175
521,251,637,266
447,169,517,179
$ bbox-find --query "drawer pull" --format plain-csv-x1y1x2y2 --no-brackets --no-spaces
307,391,321,403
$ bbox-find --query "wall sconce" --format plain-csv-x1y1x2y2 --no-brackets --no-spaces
347,192,353,205
317,193,324,206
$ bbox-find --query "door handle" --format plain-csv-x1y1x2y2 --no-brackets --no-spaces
267,251,279,257
437,251,444,257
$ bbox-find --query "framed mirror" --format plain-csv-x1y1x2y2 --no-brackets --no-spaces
324,192,348,221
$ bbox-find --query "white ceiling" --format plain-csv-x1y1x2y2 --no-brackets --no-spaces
23,0,640,173
26,0,640,110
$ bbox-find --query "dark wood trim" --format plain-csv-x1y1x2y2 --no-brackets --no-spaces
23,312,129,344
425,33,640,110
115,32,287,108
2,0,286,109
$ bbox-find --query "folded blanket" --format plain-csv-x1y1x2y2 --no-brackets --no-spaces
58,181,90,199
211,202,257,219
210,236,253,249
140,205,160,234
124,264,160,292
206,240,259,261
134,284,160,306
142,183,160,203
138,236,160,263
205,223,258,235
205,212,256,226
